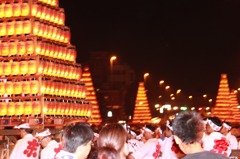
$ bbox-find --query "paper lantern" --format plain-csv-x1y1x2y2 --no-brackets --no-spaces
9,41,17,56
15,102,24,116
0,22,6,36
24,101,32,115
21,3,29,16
3,62,11,76
13,2,21,17
22,20,31,34
0,4,4,18
15,20,23,35
13,82,22,95
30,80,39,94
17,41,26,56
19,61,28,75
0,82,5,96
28,60,37,74
0,102,7,116
7,102,15,116
1,41,9,56
0,63,3,78
4,3,13,18
22,81,30,94
32,101,41,115
26,40,34,55
7,21,15,36
11,61,19,75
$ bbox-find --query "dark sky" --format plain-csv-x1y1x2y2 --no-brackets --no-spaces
59,0,240,102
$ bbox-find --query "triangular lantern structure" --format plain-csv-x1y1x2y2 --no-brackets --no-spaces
81,66,102,125
230,90,240,123
132,82,152,123
212,74,233,122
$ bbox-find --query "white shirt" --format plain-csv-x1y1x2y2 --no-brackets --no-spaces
40,140,61,159
202,132,231,157
161,136,179,159
128,139,143,153
55,150,78,159
225,132,238,149
131,138,161,159
10,134,40,159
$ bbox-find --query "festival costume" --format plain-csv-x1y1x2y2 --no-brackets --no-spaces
10,134,40,159
128,138,143,153
40,140,62,159
202,132,231,157
225,132,238,150
160,135,181,159
55,150,78,159
131,138,161,159
182,151,229,159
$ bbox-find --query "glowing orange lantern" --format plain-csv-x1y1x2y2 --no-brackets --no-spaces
13,81,22,95
4,3,13,18
19,61,28,75
15,102,24,116
59,9,65,25
7,102,15,116
1,41,9,56
0,82,5,96
26,40,34,55
64,103,69,116
32,101,41,115
7,21,15,36
0,22,6,36
76,67,82,80
28,60,37,74
15,20,23,35
30,80,39,94
21,3,29,16
23,20,31,34
22,81,30,94
3,62,11,76
17,40,26,55
33,21,40,35
0,4,4,18
0,102,7,116
64,29,70,44
13,2,21,17
9,41,17,56
24,101,32,115
0,63,3,77
11,61,19,75
45,7,50,21
45,43,50,57
44,101,50,115
31,4,38,17
52,102,57,114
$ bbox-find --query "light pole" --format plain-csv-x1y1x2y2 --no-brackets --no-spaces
144,73,149,83
110,56,117,73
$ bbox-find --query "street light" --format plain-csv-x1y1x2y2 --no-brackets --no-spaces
110,56,117,73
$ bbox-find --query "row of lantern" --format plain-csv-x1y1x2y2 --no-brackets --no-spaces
1,0,59,8
0,101,91,117
1,40,76,62
0,20,70,44
0,80,87,98
0,60,81,80
38,0,59,7
0,2,64,25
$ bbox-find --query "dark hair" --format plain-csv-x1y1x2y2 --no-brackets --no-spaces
145,124,157,132
98,147,120,159
62,122,94,153
172,111,204,144
23,128,33,134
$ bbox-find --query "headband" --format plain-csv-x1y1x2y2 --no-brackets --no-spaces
166,120,173,131
223,122,231,130
36,129,51,137
207,119,221,131
14,123,30,129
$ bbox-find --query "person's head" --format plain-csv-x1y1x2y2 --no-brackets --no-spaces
220,121,232,135
172,111,205,154
205,117,222,134
62,122,94,159
97,123,129,159
98,147,120,159
143,124,156,140
14,123,33,138
35,128,52,148
164,120,173,137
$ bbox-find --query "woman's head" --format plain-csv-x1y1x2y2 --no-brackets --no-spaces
98,124,129,158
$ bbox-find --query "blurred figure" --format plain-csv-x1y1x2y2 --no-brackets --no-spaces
97,124,129,159
56,122,94,159
35,128,62,159
10,123,40,159
202,117,231,157
220,121,238,150
172,111,228,159
127,129,143,154
128,124,161,159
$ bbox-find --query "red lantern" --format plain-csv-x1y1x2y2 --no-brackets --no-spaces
23,20,31,34
21,3,29,16
26,40,34,55
3,62,11,76
22,81,30,94
0,22,6,36
17,40,26,56
32,101,41,115
1,41,9,56
7,21,15,36
13,2,21,17
15,20,23,35
28,60,37,74
9,41,17,56
4,3,13,18
30,80,39,94
0,4,4,18
33,21,40,36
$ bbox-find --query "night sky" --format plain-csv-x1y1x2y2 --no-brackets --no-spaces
59,0,240,102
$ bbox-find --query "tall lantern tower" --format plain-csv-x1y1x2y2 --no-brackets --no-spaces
132,82,152,124
0,0,91,127
229,90,240,123
212,74,233,122
81,66,102,125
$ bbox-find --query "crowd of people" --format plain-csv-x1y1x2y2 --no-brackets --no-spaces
7,111,240,159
